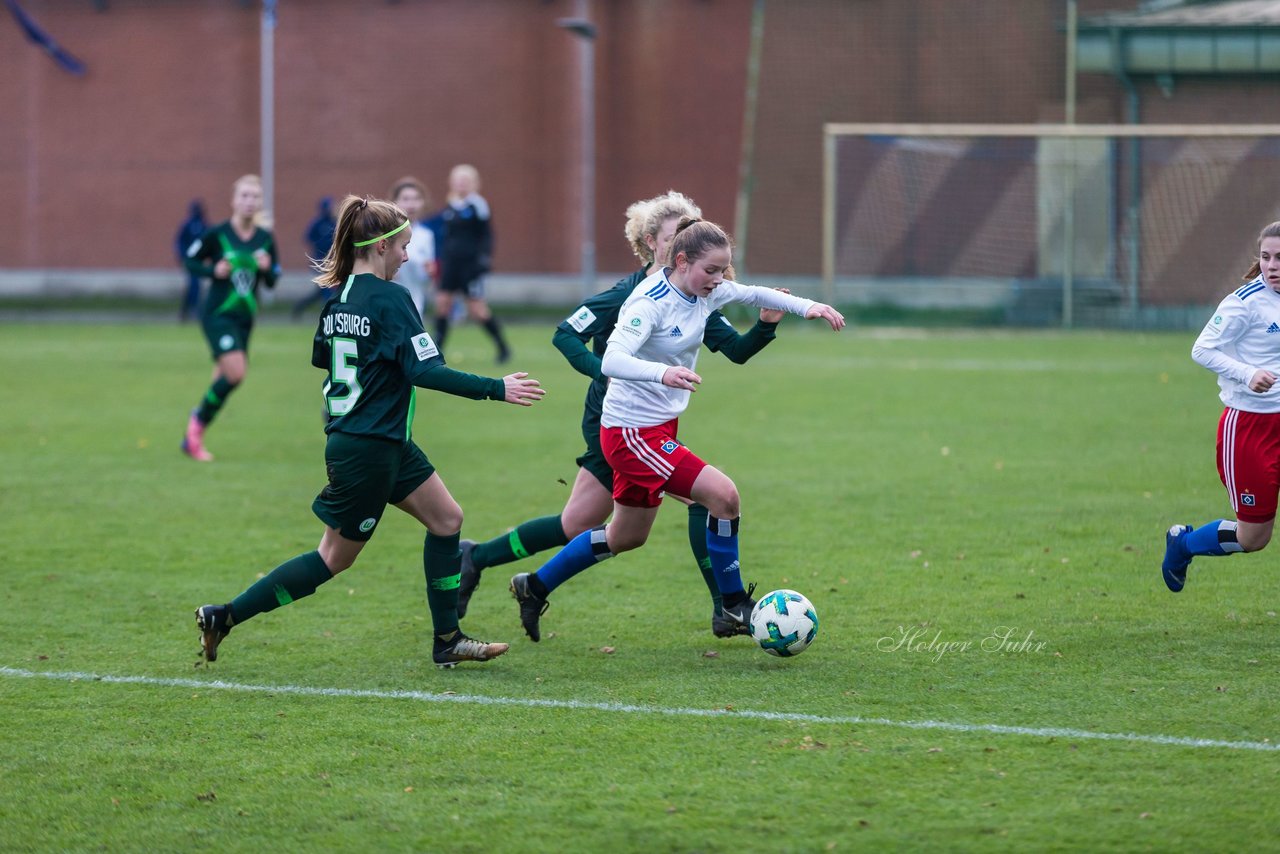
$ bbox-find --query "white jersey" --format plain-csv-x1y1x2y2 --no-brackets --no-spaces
1192,276,1280,414
600,268,815,428
392,222,436,319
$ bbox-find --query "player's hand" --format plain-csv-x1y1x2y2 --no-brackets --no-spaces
805,303,846,331
1248,369,1277,393
254,250,272,271
502,372,546,406
661,366,701,391
760,288,790,324
213,259,232,278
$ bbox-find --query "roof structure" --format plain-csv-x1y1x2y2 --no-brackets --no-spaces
1082,0,1280,29
1076,0,1280,74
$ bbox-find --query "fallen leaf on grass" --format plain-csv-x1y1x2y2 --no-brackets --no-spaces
702,650,720,658
600,646,616,654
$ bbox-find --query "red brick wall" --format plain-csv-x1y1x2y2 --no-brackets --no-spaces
0,0,751,275
9,0,1271,294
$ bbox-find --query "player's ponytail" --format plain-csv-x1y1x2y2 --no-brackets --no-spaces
313,195,408,287
666,217,732,268
1243,221,1280,281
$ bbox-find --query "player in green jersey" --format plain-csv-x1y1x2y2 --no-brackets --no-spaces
181,174,280,461
455,190,787,637
194,195,545,668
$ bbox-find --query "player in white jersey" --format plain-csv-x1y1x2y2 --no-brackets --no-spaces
509,217,844,643
1163,221,1280,592
390,177,436,321
456,191,789,639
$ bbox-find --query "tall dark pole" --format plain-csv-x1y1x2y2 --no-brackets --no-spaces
558,11,597,300
261,0,277,218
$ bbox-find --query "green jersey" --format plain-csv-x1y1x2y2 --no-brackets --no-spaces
313,273,505,443
186,221,279,319
553,268,779,419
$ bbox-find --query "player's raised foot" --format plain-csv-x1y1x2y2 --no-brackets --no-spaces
1162,524,1194,592
181,411,214,462
432,632,509,669
456,539,479,619
712,609,751,638
716,582,758,635
194,604,233,661
510,572,549,642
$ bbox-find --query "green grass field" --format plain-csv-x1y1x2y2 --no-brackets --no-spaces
2,318,1277,852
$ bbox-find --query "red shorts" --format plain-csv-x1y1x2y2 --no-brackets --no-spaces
600,419,707,508
1217,407,1280,523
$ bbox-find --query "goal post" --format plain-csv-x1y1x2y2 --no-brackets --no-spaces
822,123,1280,327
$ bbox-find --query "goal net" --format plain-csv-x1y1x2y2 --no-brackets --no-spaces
822,124,1280,326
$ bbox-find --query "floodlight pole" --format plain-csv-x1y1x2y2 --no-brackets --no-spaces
1062,0,1077,329
260,0,277,219
558,11,597,300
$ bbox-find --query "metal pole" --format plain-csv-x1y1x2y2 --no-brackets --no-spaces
733,0,765,276
558,9,596,300
581,16,595,300
1063,140,1075,329
260,0,276,219
1065,0,1077,125
822,127,835,306
1062,0,1077,328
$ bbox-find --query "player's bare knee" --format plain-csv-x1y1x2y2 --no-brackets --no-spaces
705,488,740,520
435,507,464,537
606,529,647,554
1238,527,1272,552
319,547,355,574
560,515,593,539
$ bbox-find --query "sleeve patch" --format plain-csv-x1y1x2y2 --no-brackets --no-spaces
620,315,646,337
566,306,597,332
411,333,440,361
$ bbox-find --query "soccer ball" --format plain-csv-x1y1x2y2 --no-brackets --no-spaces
749,589,819,657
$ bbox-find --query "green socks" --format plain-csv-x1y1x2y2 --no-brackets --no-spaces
471,515,569,571
229,551,333,624
686,503,723,615
196,376,238,426
425,532,462,638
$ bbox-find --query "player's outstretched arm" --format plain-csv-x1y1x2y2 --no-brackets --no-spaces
501,372,547,406
804,303,846,331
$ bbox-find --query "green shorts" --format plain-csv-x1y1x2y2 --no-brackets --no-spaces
311,432,436,541
575,408,614,492
201,312,253,360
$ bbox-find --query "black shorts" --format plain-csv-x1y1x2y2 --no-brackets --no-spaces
311,432,436,541
439,266,487,299
575,408,614,492
201,312,253,360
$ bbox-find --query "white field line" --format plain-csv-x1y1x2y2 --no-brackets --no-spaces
3,665,1275,753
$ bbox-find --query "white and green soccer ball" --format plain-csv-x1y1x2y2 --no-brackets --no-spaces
749,589,818,657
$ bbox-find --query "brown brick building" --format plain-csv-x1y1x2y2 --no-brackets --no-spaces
4,0,1273,303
